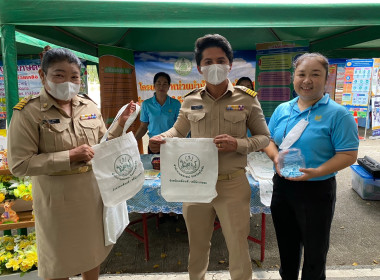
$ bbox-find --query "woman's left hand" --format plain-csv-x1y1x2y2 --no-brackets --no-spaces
118,101,137,127
285,167,319,181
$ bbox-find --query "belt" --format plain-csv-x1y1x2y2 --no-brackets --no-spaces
50,166,92,176
217,169,246,181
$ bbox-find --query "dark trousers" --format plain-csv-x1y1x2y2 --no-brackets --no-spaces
270,174,336,280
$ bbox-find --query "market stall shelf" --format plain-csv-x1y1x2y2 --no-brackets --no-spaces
0,210,34,231
0,169,34,235
0,170,11,176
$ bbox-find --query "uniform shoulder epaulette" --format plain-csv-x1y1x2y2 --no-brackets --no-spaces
235,85,257,98
13,95,34,111
184,88,202,98
78,93,97,105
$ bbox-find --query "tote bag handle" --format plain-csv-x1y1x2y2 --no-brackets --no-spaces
100,103,141,143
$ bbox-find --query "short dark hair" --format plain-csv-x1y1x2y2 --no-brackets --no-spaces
194,34,233,66
153,72,171,85
41,48,82,73
236,77,253,90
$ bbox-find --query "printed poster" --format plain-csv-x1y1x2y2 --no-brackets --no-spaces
255,40,309,117
372,58,380,136
134,50,256,103
0,59,41,119
328,58,347,104
99,45,139,125
342,59,373,121
98,45,142,151
325,64,337,100
334,63,347,104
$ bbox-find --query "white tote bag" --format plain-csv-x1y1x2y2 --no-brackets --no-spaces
103,201,130,246
92,104,145,207
160,138,218,203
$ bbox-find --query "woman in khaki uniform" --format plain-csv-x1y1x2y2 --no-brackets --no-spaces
7,48,136,280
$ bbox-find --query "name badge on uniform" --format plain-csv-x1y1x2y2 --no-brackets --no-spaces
80,114,97,120
191,105,203,110
226,105,244,111
42,119,60,124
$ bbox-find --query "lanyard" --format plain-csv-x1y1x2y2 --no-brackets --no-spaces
282,102,312,140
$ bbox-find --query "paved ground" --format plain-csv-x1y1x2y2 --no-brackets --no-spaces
99,127,380,279
93,266,380,280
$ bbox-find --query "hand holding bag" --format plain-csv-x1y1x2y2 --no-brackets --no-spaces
160,138,218,203
92,103,144,207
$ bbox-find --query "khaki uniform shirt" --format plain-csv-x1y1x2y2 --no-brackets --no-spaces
161,81,270,174
8,88,123,177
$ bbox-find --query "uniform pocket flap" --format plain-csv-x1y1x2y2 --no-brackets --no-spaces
188,112,206,122
79,119,100,129
48,122,69,132
224,111,246,123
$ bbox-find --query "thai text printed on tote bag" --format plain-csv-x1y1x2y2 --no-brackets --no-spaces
160,138,218,203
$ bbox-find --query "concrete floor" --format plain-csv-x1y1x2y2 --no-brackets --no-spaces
100,128,380,274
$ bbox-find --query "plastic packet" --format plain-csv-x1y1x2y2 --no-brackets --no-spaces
278,148,305,178
151,156,161,170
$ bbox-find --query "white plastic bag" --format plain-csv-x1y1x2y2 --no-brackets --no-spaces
246,152,274,207
103,202,130,246
92,103,144,207
160,138,218,203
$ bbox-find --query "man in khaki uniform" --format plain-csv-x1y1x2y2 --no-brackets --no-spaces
149,34,270,280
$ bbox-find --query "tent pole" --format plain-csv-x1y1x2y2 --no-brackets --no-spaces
1,25,19,126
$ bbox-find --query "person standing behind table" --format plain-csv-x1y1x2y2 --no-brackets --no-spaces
135,72,181,153
7,48,136,280
263,53,359,280
236,76,254,90
149,34,270,280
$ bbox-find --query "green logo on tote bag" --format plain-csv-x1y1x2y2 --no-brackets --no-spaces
178,153,200,175
113,154,136,180
172,153,206,183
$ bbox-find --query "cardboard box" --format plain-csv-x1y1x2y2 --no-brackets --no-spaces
350,165,380,200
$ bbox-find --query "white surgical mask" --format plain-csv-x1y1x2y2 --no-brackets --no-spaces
201,64,230,85
46,79,80,101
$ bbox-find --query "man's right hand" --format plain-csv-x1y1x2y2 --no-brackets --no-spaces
69,144,94,163
149,136,166,153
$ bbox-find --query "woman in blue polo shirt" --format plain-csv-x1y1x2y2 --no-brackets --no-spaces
264,53,359,280
135,72,181,153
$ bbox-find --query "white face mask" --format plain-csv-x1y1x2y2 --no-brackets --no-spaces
201,64,230,85
46,79,80,101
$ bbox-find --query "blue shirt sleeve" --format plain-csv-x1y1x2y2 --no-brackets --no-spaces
268,107,279,138
140,100,149,123
332,112,359,152
174,99,181,119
